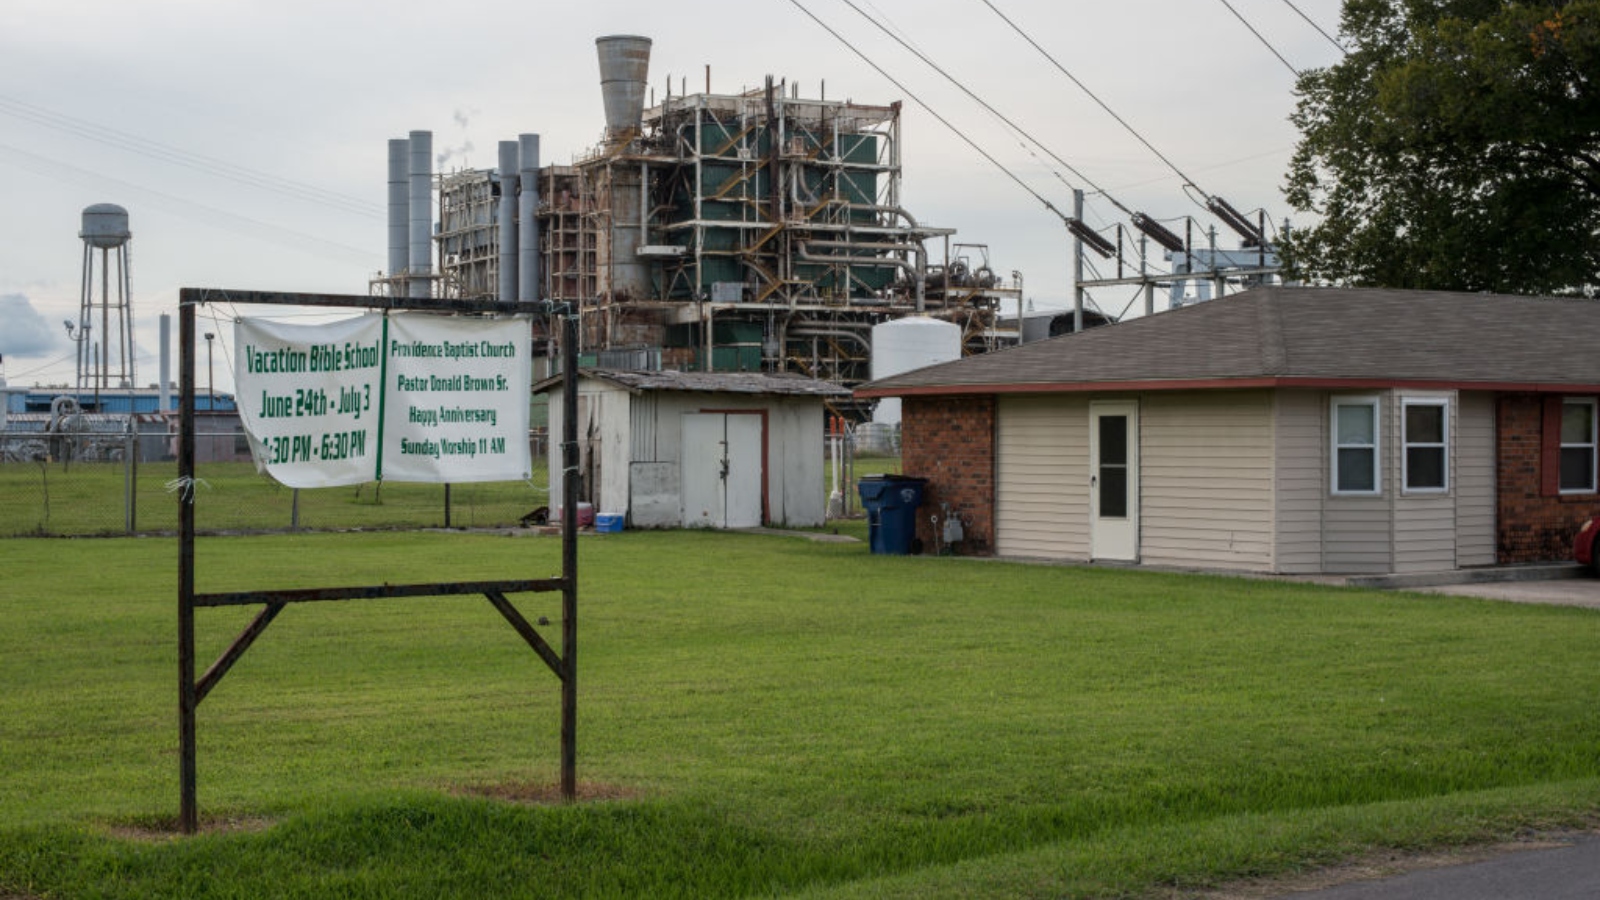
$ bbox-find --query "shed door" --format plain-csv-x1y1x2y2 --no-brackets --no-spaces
1090,401,1139,561
681,413,763,528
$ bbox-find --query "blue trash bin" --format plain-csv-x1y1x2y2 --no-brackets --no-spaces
857,475,928,555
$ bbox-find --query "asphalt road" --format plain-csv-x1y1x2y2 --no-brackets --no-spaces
1277,834,1600,899
1414,576,1600,609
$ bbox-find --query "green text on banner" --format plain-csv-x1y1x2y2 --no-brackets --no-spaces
234,313,531,489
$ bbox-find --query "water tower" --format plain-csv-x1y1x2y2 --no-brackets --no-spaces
72,203,135,405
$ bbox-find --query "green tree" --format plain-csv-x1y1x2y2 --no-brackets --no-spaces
1283,0,1600,295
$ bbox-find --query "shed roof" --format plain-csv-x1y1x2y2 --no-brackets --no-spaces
858,287,1600,397
535,368,852,398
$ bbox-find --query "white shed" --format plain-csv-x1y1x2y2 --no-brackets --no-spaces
536,369,851,529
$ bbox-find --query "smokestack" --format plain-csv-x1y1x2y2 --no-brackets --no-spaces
159,313,171,412
595,35,652,140
408,130,433,299
518,134,541,303
387,138,409,288
497,141,519,304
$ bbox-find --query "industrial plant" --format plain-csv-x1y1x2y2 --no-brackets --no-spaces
374,35,1023,392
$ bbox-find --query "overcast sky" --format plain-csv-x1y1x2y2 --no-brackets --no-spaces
0,0,1345,391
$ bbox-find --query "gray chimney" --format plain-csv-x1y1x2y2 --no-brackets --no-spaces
408,130,433,298
518,134,541,303
497,140,519,304
595,36,652,140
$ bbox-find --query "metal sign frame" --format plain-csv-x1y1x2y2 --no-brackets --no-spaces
176,288,579,834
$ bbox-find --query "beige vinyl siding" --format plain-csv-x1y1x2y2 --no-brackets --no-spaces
1323,501,1394,572
1140,391,1275,570
1455,391,1497,565
1393,496,1456,572
1324,392,1393,574
1273,390,1326,573
1392,391,1456,574
996,395,1089,559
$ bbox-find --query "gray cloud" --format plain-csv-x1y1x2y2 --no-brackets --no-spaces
0,294,64,358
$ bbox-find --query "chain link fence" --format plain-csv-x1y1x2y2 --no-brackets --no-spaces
825,422,902,518
0,428,550,538
3,419,899,536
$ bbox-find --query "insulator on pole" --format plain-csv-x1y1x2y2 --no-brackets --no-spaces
1066,218,1116,258
1131,213,1186,254
1206,196,1263,247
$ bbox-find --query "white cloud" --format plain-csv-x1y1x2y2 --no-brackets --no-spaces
0,293,64,358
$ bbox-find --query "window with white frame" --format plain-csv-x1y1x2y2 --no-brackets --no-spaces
1402,399,1448,492
1332,397,1380,495
1561,398,1597,493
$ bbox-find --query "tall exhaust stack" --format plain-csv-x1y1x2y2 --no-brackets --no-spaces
596,35,652,141
387,138,410,293
594,37,653,301
408,129,433,298
497,140,519,304
158,313,171,412
518,134,541,303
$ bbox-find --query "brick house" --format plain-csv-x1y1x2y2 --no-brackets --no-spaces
857,287,1600,575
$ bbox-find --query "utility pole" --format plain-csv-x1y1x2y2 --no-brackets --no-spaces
1072,189,1085,334
204,332,215,410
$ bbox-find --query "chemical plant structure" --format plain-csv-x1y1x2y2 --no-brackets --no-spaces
373,36,1024,399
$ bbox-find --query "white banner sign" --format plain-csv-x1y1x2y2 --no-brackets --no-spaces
234,313,532,489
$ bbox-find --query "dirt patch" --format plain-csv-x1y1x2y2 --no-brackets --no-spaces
1160,830,1596,899
99,814,279,842
452,780,644,805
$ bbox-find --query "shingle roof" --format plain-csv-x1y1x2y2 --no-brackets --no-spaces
535,368,852,398
857,287,1600,397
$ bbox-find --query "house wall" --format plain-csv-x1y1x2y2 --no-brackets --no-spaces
1389,390,1455,574
1140,391,1275,571
549,382,828,528
993,394,1085,560
629,392,680,528
1278,389,1495,575
902,385,1502,574
1273,390,1325,573
901,395,996,554
768,397,828,527
546,381,633,518
1321,392,1395,574
1496,393,1600,562
987,391,1276,568
1456,392,1498,566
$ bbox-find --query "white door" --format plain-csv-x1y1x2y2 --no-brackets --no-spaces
681,413,764,528
1090,401,1139,561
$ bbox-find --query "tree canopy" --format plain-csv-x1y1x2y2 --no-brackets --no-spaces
1283,0,1600,295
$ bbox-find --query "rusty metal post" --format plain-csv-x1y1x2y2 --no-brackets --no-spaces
178,292,198,834
560,310,579,801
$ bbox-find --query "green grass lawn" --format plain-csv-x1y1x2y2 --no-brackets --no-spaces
1,530,1597,898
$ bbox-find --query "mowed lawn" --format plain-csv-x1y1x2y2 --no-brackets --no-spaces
2,529,1599,898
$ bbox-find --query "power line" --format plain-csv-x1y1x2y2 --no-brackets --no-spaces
0,93,383,218
1213,0,1301,76
0,142,383,267
976,0,1207,195
1279,0,1348,55
980,0,1267,245
784,0,1072,224
837,0,1135,217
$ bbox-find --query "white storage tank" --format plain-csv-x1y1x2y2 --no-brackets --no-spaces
870,316,961,425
